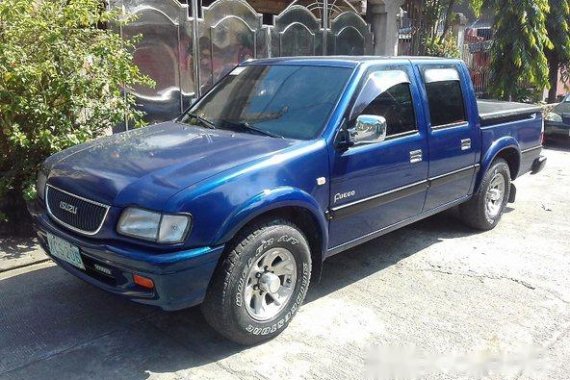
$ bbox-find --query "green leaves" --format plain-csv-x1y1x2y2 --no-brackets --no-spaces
545,0,570,92
485,0,569,101
0,0,153,209
425,35,461,58
419,0,481,57
487,0,552,100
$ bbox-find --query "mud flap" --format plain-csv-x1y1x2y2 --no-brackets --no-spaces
508,183,517,203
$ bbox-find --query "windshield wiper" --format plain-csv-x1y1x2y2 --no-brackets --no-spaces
185,113,217,129
221,120,283,139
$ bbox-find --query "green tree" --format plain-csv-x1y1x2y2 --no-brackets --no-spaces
419,0,482,57
425,34,461,58
0,0,152,234
545,0,570,102
484,0,552,100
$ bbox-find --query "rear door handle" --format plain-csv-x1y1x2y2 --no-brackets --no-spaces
461,138,471,151
409,149,423,163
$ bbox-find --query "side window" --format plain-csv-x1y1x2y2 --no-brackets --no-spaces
361,83,417,137
350,69,417,138
423,68,467,127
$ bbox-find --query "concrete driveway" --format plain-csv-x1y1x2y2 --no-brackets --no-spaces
0,144,569,380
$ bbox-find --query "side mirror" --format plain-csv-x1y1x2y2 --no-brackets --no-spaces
349,115,387,145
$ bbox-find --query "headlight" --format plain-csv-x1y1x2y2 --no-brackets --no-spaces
117,207,192,243
36,170,48,200
545,112,562,122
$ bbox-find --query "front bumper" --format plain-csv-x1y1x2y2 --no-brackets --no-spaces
33,209,224,311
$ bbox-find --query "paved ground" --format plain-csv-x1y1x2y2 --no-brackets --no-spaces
0,239,47,273
0,143,568,380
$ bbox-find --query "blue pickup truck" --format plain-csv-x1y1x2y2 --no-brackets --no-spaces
31,57,546,344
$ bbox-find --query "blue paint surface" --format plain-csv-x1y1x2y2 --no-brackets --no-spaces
33,57,544,309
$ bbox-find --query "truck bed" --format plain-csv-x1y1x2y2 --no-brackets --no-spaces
478,100,542,127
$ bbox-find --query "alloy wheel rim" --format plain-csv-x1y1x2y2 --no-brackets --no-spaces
485,173,506,219
243,247,297,321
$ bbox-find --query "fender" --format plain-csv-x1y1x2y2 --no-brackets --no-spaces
213,186,329,254
476,136,521,192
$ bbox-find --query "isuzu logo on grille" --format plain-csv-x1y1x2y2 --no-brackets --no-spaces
59,201,78,215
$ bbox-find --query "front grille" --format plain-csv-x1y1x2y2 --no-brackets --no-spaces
562,113,570,125
46,185,109,235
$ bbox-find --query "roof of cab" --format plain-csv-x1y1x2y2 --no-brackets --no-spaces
241,55,453,68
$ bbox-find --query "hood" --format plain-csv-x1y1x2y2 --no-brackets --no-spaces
552,101,570,124
553,100,570,113
46,122,295,208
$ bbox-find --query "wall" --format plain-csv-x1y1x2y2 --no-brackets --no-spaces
112,0,373,126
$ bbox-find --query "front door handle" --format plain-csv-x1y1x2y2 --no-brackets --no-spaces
461,138,472,151
409,149,423,164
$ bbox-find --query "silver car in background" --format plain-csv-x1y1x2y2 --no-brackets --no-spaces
545,94,570,140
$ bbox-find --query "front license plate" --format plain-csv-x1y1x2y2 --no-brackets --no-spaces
47,233,85,270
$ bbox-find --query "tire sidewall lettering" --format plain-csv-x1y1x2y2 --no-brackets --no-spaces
236,235,311,337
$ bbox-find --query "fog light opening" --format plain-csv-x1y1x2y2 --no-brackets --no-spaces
93,264,112,276
133,274,154,289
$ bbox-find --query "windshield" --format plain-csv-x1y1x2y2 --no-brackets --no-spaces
182,64,353,140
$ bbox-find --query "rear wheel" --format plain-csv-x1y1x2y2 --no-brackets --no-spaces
201,219,311,345
460,158,511,231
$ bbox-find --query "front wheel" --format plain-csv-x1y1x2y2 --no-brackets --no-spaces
201,219,312,345
459,158,511,231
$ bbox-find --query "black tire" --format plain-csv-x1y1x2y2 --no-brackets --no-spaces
459,158,511,231
201,219,312,345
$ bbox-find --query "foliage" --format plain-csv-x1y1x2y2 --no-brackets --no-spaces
483,0,553,100
545,0,570,101
0,0,152,231
419,0,481,56
425,35,461,58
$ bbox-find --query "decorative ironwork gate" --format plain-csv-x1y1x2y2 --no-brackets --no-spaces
113,0,373,125
398,0,422,56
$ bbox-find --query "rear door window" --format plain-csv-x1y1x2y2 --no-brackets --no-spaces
423,68,467,128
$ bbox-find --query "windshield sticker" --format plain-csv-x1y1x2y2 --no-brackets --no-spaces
230,67,246,76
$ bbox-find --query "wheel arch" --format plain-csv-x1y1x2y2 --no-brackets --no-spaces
213,187,329,282
476,138,521,192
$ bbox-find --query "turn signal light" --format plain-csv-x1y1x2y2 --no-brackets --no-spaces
133,274,154,289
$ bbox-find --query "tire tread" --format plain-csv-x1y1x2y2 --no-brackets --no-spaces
202,218,310,345
459,158,510,231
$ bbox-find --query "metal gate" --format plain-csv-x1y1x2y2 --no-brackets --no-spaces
112,0,373,125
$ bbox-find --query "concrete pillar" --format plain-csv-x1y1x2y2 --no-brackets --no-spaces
453,13,468,55
367,0,405,56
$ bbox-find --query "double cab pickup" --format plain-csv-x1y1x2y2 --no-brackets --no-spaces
31,57,546,344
